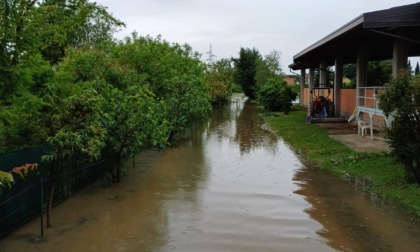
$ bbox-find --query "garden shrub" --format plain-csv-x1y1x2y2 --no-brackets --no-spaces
256,78,297,112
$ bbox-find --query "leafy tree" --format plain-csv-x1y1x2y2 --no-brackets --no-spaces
261,50,282,76
415,62,419,75
58,48,169,183
34,48,114,227
367,60,392,86
408,60,412,74
255,58,273,89
255,49,284,91
0,0,123,153
0,0,40,100
253,49,295,113
233,47,261,99
36,0,125,64
0,0,38,67
0,0,123,101
101,85,168,183
0,53,53,152
113,34,211,142
42,77,107,227
343,64,357,87
205,58,234,104
343,61,392,88
379,70,420,183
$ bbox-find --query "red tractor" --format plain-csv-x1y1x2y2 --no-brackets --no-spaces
309,87,335,118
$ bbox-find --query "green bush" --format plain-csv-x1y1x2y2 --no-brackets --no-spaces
256,78,297,112
232,83,243,93
379,70,420,183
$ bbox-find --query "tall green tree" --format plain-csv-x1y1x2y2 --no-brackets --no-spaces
343,64,356,88
0,0,40,100
0,0,123,152
408,60,412,74
255,50,283,89
367,60,392,86
233,47,261,99
42,74,107,227
0,0,124,101
343,61,392,88
0,53,53,152
101,85,168,183
415,62,419,75
36,0,124,64
379,70,420,183
205,58,234,104
254,49,295,113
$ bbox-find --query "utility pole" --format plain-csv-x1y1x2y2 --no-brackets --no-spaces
207,44,216,64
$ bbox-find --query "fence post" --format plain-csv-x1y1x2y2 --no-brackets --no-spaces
40,177,44,239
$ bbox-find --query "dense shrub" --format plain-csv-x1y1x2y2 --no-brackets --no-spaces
256,78,297,112
379,70,420,183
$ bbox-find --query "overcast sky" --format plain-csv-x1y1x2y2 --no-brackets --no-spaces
95,0,418,73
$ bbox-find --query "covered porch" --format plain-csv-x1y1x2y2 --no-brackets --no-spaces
289,3,420,140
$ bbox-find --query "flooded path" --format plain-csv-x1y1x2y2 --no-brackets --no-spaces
1,95,420,251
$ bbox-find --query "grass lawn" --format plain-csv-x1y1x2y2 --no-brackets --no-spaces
261,105,420,218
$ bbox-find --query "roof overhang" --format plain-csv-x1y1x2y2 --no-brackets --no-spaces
293,15,364,62
289,3,420,71
364,3,420,28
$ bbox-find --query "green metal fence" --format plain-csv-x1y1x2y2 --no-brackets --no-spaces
0,147,113,238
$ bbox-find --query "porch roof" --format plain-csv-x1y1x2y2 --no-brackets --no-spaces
289,3,420,70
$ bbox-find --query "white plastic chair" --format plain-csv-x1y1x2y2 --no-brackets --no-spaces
358,120,370,137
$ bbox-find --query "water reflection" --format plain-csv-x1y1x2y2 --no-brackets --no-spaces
154,95,335,252
293,168,420,251
235,99,266,154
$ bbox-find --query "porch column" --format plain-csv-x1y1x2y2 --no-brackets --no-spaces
300,69,306,106
392,39,409,76
334,56,343,117
309,68,315,105
319,61,327,88
356,46,368,121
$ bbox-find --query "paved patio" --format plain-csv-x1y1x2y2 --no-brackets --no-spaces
316,122,391,153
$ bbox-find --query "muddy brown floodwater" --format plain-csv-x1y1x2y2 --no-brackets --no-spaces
1,95,420,252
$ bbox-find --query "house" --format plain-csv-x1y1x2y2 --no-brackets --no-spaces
283,76,297,85
289,3,420,139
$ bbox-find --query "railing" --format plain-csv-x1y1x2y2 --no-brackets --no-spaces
357,86,385,114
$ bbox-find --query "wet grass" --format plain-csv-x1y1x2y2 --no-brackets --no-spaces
261,105,420,218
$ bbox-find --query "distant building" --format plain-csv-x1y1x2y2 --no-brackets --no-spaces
283,76,297,85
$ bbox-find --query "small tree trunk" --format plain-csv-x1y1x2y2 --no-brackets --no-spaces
46,178,56,227
112,154,122,183
115,154,121,183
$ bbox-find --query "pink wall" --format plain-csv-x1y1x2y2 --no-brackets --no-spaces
303,88,356,118
340,89,356,118
302,88,386,128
